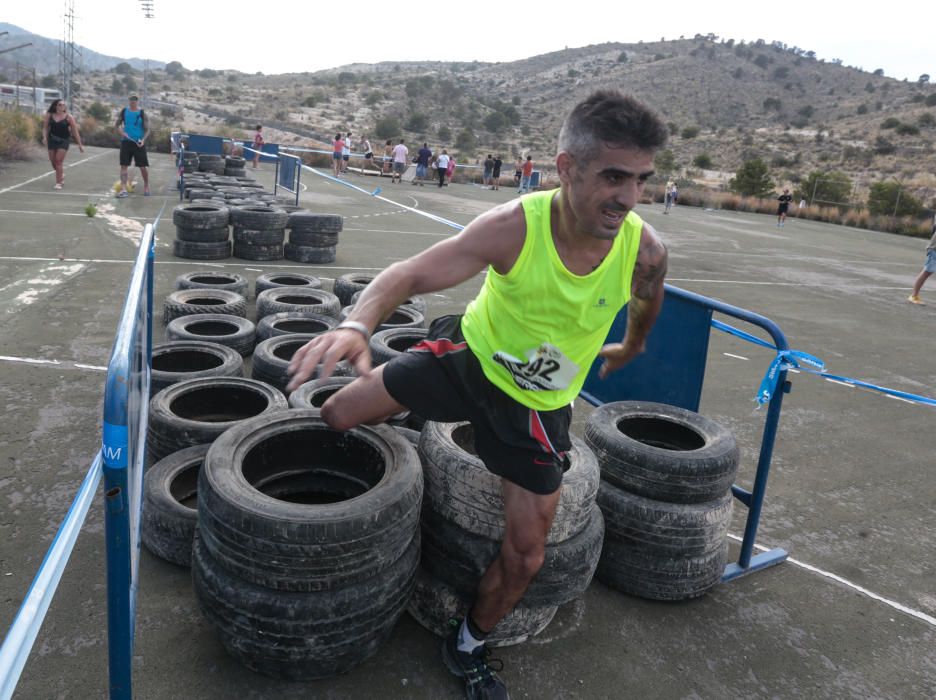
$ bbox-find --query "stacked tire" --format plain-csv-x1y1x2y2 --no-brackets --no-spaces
197,153,225,175
224,155,246,177
408,421,604,646
192,410,422,679
172,203,231,260
285,212,343,264
231,206,288,261
180,151,199,174
584,401,739,601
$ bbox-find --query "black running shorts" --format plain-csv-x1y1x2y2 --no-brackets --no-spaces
383,315,571,494
120,140,149,167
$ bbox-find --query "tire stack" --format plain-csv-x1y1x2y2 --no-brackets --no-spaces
231,206,288,261
180,151,199,174
197,153,226,175
408,421,604,646
172,203,231,260
584,401,740,601
224,155,246,177
285,212,343,264
192,410,422,679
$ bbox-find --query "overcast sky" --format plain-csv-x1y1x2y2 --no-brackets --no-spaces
3,2,934,82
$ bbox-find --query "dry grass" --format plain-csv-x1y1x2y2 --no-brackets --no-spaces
0,110,42,162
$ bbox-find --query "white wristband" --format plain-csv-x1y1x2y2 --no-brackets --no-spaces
336,320,370,342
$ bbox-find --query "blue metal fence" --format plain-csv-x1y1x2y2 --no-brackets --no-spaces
275,152,301,205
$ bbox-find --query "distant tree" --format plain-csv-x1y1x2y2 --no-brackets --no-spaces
165,61,186,78
918,74,930,85
798,170,852,206
196,68,220,78
874,136,896,154
873,68,884,76
110,77,123,93
87,101,110,121
511,95,521,105
856,104,868,115
732,67,743,79
895,123,920,136
114,62,134,75
753,54,770,69
864,81,876,93
406,113,429,132
917,113,936,127
763,97,782,111
338,72,357,85
729,158,773,197
925,94,936,106
693,153,714,169
40,74,58,88
880,117,901,129
797,105,815,118
374,116,401,140
123,77,137,92
773,66,790,79
437,125,452,141
654,149,677,173
365,91,382,106
484,111,508,133
617,51,628,63
680,126,700,139
454,128,476,154
867,181,922,216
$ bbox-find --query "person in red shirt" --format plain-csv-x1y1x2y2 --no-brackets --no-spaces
333,133,345,177
251,125,264,169
518,155,535,193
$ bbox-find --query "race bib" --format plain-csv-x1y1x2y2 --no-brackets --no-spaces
493,342,579,392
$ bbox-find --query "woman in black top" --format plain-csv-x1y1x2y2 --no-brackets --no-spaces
42,99,84,190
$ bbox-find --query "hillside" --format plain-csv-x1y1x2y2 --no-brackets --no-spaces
14,33,936,207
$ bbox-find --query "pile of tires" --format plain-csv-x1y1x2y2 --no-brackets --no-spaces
224,155,246,177
231,206,288,261
584,401,739,601
180,151,199,174
162,288,247,325
196,153,225,175
151,341,244,393
333,272,374,306
192,410,422,679
255,287,340,321
171,203,231,260
285,212,343,264
408,421,604,646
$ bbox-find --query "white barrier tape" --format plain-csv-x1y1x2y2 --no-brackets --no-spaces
0,453,104,700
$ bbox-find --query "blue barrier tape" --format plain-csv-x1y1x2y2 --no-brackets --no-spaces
712,319,936,407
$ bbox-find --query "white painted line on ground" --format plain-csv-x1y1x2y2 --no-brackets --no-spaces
0,152,109,195
825,378,855,388
74,363,107,371
0,208,151,221
723,353,749,361
885,394,917,405
0,355,61,366
669,277,913,290
728,534,936,628
343,227,449,238
13,190,112,198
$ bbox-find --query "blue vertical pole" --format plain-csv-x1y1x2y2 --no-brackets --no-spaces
294,159,301,206
102,429,131,699
273,158,280,196
737,373,790,568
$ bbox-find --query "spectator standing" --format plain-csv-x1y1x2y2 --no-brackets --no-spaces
514,157,523,186
663,179,675,213
251,124,264,169
671,182,678,206
115,95,150,198
445,153,456,186
383,139,394,175
343,132,353,174
414,142,433,186
333,133,345,177
777,188,793,227
391,139,409,184
42,99,84,190
435,149,451,187
518,155,534,194
483,154,494,187
491,155,502,190
908,222,936,304
361,136,379,175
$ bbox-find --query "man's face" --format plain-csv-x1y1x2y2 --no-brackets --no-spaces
129,99,139,109
558,142,655,240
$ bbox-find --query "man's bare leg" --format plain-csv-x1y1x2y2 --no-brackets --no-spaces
319,365,407,430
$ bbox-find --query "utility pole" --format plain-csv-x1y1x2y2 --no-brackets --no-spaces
60,0,81,111
139,1,155,109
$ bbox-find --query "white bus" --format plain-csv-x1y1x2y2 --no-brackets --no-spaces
0,85,62,113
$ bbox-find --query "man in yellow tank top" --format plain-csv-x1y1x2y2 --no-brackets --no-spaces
288,90,669,699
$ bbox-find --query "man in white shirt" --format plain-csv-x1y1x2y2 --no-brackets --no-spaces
435,149,451,188
342,132,352,174
391,139,409,184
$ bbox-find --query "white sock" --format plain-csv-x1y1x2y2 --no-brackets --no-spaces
457,618,485,653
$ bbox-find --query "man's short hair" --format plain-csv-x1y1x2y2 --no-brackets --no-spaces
558,90,667,164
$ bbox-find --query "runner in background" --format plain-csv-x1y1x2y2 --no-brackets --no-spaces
42,99,84,190
251,125,264,169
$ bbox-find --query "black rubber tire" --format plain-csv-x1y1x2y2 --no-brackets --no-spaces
254,272,321,297
251,335,355,392
419,503,604,607
287,376,355,408
232,227,285,246
419,422,600,544
596,537,728,601
367,326,427,366
255,287,340,321
142,444,208,567
596,479,732,558
230,205,288,231
225,156,246,168
255,312,338,342
175,225,230,243
196,410,423,591
192,531,418,680
284,243,336,264
172,203,230,229
333,273,375,306
146,377,288,464
407,566,556,648
343,305,425,331
351,290,427,317
163,289,247,325
287,230,338,248
172,239,231,261
175,271,248,298
232,241,284,261
287,212,343,233
188,190,221,201
165,313,256,357
151,341,244,394
584,401,740,504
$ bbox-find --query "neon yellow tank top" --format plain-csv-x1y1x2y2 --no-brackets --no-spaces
461,189,642,411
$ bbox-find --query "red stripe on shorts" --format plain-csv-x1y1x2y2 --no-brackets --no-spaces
410,338,467,357
529,410,557,455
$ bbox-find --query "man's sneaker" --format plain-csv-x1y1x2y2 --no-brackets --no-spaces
116,190,129,198
442,622,509,699
908,294,925,305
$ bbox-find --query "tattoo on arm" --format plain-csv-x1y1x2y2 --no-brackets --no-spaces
633,238,668,300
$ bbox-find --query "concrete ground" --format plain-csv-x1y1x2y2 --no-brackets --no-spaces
0,147,934,699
